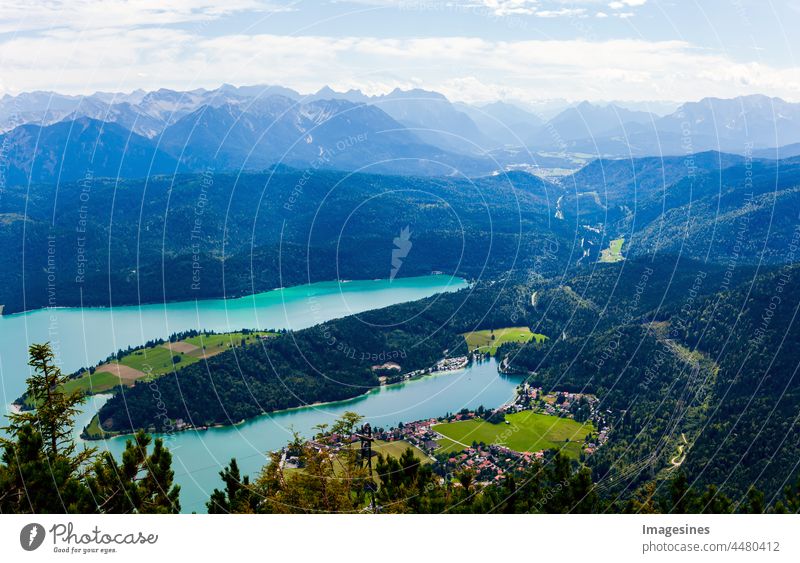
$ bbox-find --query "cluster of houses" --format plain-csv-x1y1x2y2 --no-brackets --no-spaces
509,384,596,421
378,355,470,385
434,356,469,372
440,444,545,483
368,414,544,484
274,371,612,487
375,384,611,482
377,418,441,453
371,409,567,485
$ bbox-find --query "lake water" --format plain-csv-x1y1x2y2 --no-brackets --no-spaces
83,357,520,512
0,275,465,405
0,275,523,513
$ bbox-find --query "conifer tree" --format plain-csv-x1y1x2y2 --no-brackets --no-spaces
88,431,181,514
4,343,94,469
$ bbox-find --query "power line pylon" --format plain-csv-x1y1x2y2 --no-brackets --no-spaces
358,423,377,513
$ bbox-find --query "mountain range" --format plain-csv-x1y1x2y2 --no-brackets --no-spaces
0,92,497,181
4,86,800,184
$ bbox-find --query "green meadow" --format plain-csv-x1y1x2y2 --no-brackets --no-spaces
61,370,126,396
434,411,594,458
22,331,277,408
462,326,547,355
599,237,625,263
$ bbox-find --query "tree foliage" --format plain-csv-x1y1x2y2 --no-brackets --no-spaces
0,343,179,514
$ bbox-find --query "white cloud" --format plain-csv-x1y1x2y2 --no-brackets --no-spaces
1,30,799,104
0,0,293,34
609,0,645,9
468,0,644,17
475,1,540,16
361,1,615,18
535,8,587,18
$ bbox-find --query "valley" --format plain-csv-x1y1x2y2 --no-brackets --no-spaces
4,85,800,516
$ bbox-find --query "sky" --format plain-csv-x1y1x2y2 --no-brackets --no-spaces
0,0,798,104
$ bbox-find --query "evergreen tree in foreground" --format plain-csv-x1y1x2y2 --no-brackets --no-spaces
0,343,180,513
88,432,181,514
4,343,95,468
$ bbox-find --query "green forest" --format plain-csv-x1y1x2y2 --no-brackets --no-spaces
4,152,800,515
63,256,800,511
5,348,800,515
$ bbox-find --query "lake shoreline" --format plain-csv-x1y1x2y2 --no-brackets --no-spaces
0,273,465,317
83,356,515,512
1,273,475,512
82,356,487,442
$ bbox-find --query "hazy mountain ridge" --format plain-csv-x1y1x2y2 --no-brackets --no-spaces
4,86,800,184
538,95,800,156
0,95,498,182
0,116,179,184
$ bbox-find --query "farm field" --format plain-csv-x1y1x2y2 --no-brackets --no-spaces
118,345,201,376
113,330,275,376
23,365,137,407
82,415,105,439
433,411,594,458
462,326,547,355
370,439,431,464
599,237,625,263
61,369,126,396
48,331,277,404
118,331,275,376
183,332,272,357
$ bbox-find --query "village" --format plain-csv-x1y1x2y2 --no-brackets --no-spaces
373,354,470,385
379,385,610,482
280,377,612,487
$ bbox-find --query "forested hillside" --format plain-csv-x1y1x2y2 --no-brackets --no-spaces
0,167,568,314
93,282,533,434
672,264,800,504
560,153,800,266
503,261,800,506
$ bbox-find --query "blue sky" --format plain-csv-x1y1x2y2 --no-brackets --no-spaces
0,0,798,103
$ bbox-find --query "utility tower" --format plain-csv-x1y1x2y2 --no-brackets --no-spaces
358,423,377,513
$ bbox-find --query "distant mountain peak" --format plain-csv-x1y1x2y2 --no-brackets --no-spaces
385,87,448,101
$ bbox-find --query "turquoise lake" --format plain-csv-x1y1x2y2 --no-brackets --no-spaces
0,275,523,512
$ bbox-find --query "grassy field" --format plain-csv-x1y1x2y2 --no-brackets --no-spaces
435,436,468,454
599,237,625,263
110,331,275,377
344,439,430,465
434,411,594,458
61,370,126,395
119,345,200,376
119,332,272,374
184,332,272,355
82,414,106,439
370,439,430,463
462,326,547,355
23,370,127,407
21,331,277,408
